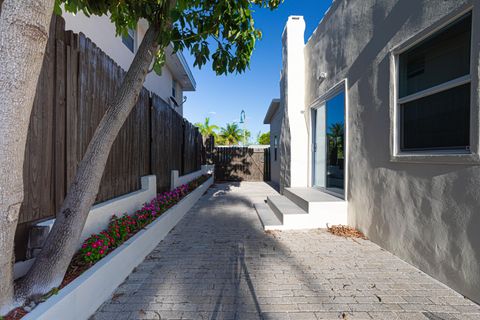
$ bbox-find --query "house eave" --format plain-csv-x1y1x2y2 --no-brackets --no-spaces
165,45,196,92
264,99,281,124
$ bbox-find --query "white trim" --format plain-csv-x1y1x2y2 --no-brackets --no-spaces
397,75,471,105
308,80,347,109
344,78,349,201
390,9,478,163
175,50,196,90
308,79,348,200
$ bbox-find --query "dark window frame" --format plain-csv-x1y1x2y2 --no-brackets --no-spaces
274,136,278,161
397,13,472,153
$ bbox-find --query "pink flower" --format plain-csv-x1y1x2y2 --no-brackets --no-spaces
99,250,104,255
86,252,92,256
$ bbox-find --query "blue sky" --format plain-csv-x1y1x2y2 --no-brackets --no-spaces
183,0,333,142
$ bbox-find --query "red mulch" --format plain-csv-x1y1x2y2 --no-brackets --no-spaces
4,308,28,320
327,224,367,239
4,254,92,319
60,254,91,289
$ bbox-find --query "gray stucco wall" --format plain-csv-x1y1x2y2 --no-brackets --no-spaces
304,0,480,303
280,30,291,193
269,104,283,187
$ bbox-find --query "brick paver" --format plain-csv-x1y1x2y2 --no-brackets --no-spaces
93,182,480,320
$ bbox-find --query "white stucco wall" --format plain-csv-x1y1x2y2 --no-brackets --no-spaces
279,16,309,191
62,12,182,114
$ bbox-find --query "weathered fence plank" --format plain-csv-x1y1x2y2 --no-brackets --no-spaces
150,95,201,192
20,15,57,225
14,16,204,260
212,147,271,182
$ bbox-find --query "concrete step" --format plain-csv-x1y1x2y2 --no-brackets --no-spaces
254,190,348,231
267,196,310,228
284,188,347,226
254,203,282,230
284,187,344,213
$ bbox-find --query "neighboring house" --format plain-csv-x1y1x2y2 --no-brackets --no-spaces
264,99,281,188
63,12,196,115
261,0,480,305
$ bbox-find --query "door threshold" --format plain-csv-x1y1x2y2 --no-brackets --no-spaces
311,187,345,200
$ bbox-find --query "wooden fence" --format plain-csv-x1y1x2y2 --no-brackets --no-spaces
14,16,204,260
210,146,271,182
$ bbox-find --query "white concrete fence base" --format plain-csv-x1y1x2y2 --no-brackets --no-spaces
15,166,216,280
171,164,214,190
14,175,157,280
23,175,214,320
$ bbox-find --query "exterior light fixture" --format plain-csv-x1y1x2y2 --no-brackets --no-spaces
318,72,327,80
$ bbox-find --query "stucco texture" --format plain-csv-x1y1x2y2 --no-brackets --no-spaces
269,103,283,187
304,0,480,303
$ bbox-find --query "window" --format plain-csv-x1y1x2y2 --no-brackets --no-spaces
172,80,177,98
397,13,471,152
274,136,278,161
122,29,136,53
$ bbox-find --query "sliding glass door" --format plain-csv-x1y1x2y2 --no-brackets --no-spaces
312,91,345,197
313,104,326,188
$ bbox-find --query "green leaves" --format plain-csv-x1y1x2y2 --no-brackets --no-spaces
57,0,282,76
152,50,166,75
195,117,219,138
54,0,63,15
220,123,243,145
257,132,270,145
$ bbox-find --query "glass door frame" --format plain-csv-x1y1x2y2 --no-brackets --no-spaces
312,104,327,189
309,80,348,200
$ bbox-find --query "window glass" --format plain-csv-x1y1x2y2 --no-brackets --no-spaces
398,13,472,152
326,92,345,193
122,29,135,53
399,14,471,98
401,84,470,151
172,80,177,98
274,136,278,161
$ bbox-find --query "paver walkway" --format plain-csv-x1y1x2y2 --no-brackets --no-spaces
93,182,480,320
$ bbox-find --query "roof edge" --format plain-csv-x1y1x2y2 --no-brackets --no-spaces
264,99,281,124
165,45,196,91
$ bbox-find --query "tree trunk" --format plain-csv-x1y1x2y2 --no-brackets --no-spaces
0,0,55,314
15,23,161,301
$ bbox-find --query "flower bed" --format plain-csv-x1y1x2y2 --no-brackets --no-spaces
80,184,191,264
5,174,211,320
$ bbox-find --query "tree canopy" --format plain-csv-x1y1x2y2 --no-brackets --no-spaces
220,123,242,145
195,117,219,139
56,0,282,75
257,132,270,145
